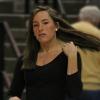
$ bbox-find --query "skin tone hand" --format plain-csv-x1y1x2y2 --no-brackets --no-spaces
62,41,78,75
9,96,21,100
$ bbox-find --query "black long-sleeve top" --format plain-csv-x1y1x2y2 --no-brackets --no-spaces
9,52,82,100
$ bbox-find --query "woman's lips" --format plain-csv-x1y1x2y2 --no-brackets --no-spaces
38,33,46,37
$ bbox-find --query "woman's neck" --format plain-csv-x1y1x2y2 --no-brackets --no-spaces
40,39,61,53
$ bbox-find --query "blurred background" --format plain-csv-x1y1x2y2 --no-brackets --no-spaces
0,0,100,100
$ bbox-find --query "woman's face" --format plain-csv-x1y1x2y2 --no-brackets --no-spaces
33,11,57,43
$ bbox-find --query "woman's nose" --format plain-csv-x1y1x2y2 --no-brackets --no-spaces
38,24,43,31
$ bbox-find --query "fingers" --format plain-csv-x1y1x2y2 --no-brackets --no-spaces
63,41,76,49
62,41,77,56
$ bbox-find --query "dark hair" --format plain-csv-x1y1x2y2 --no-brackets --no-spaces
23,6,72,69
23,6,100,69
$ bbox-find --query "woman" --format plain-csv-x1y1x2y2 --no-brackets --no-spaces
8,6,82,100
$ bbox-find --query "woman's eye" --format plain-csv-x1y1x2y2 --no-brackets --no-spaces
33,24,38,27
43,22,48,24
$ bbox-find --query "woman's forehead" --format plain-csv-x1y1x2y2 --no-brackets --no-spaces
34,11,49,17
33,11,52,21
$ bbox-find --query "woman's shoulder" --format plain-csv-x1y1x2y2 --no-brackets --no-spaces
15,55,24,70
58,39,66,46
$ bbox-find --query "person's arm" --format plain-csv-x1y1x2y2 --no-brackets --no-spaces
8,56,25,99
66,52,82,99
62,42,82,99
62,42,78,75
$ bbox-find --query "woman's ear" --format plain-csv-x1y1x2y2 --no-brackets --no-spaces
55,22,59,31
55,28,58,31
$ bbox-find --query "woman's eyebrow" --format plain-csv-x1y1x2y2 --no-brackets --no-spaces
33,19,49,24
33,21,37,24
42,19,48,22
33,19,48,23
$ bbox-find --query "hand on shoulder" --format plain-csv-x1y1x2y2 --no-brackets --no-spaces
62,41,77,57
